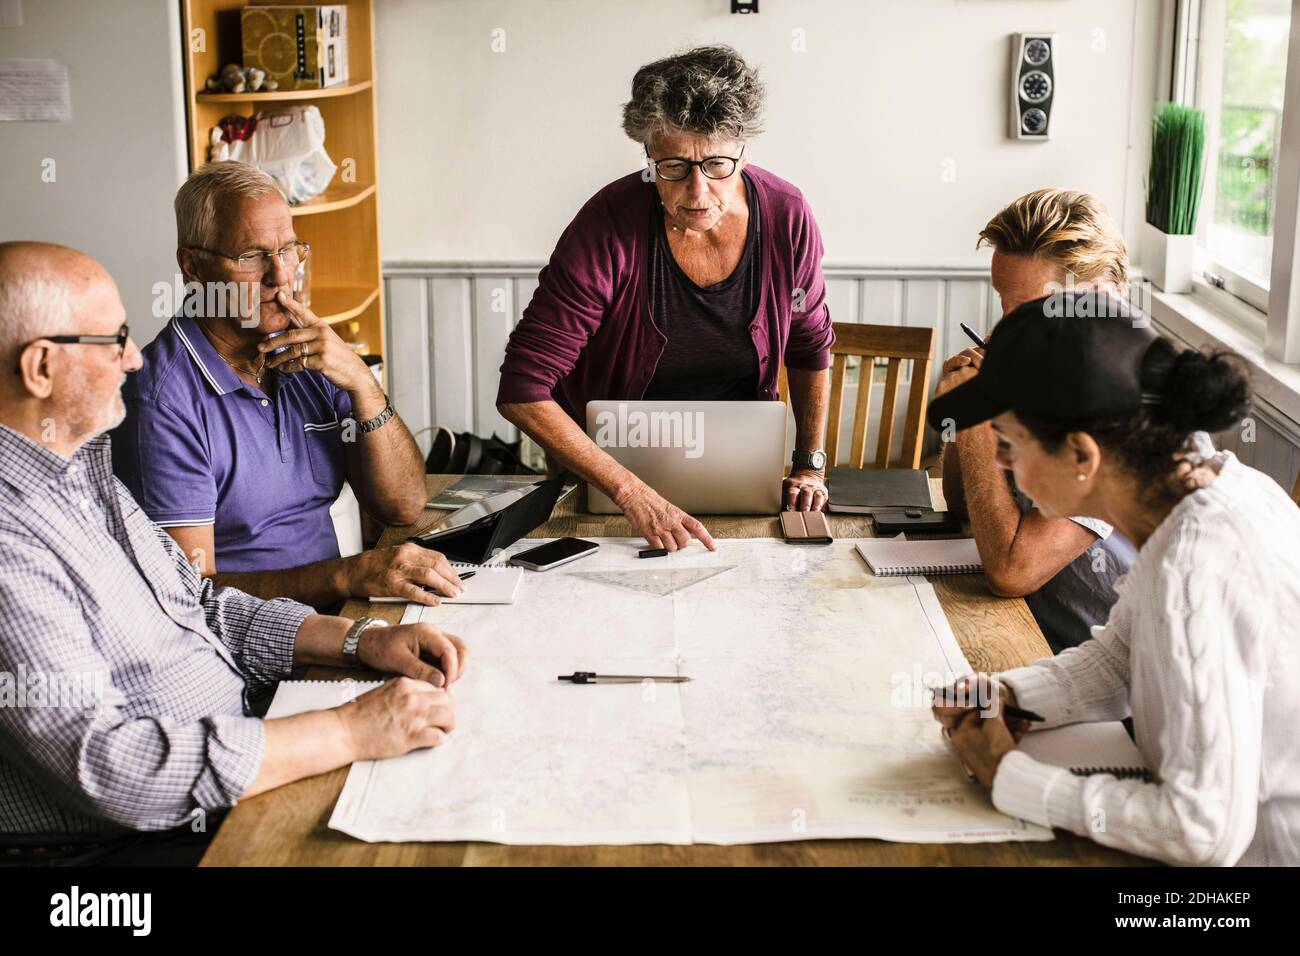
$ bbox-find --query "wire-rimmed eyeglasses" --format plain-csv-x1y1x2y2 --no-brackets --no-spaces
187,240,310,275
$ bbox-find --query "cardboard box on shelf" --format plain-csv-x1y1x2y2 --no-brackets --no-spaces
241,5,349,90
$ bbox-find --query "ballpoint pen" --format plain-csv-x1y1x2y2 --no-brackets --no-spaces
410,569,476,594
929,685,1044,723
368,570,475,603
558,672,692,684
959,322,987,349
948,701,1045,723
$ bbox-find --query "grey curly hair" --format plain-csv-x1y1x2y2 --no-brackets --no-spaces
622,45,765,146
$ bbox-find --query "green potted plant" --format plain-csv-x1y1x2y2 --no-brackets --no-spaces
1142,102,1206,293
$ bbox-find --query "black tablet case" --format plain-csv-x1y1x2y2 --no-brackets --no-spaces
827,466,933,513
407,471,571,564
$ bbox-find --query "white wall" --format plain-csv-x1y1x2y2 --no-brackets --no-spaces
0,0,188,345
376,0,1161,267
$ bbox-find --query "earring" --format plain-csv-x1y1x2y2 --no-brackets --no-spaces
1076,474,1087,482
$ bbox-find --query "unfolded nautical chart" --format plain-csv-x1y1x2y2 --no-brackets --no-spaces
326,538,1052,845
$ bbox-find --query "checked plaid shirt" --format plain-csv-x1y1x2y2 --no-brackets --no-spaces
0,424,312,838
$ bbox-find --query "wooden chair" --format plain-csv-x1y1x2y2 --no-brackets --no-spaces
779,322,936,469
1291,468,1300,506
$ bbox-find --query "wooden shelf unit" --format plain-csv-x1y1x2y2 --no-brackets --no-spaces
180,0,386,366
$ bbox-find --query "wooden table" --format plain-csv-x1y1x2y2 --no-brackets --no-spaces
202,476,1146,866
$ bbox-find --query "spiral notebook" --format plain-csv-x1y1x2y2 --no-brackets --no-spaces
369,562,523,605
1018,721,1153,782
855,538,983,576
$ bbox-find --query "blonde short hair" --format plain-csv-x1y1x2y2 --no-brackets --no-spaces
977,188,1129,296
174,161,285,250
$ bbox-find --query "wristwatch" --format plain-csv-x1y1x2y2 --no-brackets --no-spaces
792,449,827,471
342,616,388,667
347,399,396,434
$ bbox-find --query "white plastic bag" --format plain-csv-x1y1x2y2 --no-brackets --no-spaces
208,105,337,204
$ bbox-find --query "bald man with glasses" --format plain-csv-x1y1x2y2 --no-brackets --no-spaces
0,241,463,864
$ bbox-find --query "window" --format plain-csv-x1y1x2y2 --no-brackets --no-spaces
1195,0,1290,312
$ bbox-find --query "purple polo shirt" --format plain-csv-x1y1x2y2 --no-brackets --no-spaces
497,164,835,424
112,316,352,573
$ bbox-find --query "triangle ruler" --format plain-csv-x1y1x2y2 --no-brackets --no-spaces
569,565,735,597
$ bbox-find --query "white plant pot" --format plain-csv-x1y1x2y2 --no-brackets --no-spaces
1141,222,1196,294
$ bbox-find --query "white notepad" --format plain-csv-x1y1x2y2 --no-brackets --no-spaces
369,563,524,605
1018,721,1152,782
265,679,384,719
855,538,983,576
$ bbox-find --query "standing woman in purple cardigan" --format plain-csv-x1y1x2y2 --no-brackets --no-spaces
496,46,835,552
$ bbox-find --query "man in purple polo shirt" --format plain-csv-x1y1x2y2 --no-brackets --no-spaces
114,162,463,611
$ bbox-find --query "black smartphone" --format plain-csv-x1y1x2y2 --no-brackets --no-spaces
871,512,964,536
509,537,599,571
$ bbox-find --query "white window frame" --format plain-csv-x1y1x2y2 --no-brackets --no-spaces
1168,0,1300,361
1269,1,1300,361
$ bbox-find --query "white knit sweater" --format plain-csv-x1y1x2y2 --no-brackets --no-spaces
992,450,1300,866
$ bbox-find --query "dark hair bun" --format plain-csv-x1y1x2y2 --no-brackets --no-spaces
1145,340,1251,434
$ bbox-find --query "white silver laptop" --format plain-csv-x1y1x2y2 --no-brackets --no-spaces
584,400,786,515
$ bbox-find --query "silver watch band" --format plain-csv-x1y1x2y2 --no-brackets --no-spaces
348,400,395,435
342,616,387,666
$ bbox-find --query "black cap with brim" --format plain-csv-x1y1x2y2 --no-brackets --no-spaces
927,369,1012,434
926,291,1158,434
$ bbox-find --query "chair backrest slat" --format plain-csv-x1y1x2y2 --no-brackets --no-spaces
848,357,876,467
900,354,933,468
873,357,903,468
825,353,849,467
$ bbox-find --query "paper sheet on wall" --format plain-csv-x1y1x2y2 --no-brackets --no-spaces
0,59,70,121
0,1,23,29
329,538,1052,845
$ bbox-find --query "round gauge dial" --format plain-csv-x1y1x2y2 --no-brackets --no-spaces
1020,70,1052,104
1024,38,1051,66
1021,108,1048,135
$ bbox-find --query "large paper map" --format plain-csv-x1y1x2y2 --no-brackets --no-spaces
327,538,1051,845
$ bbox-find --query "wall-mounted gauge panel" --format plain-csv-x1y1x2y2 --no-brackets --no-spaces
1010,33,1055,141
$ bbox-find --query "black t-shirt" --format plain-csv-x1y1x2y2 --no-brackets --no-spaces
643,173,762,401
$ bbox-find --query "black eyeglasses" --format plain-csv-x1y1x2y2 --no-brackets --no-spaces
646,144,746,182
13,324,131,375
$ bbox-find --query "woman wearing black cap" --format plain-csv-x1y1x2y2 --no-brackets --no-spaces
928,291,1300,866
